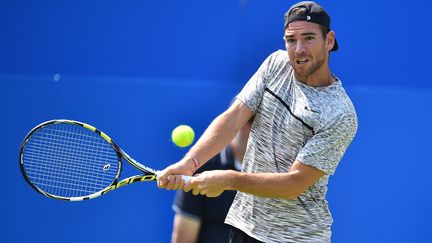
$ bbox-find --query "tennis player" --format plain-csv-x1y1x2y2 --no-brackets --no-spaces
159,1,358,242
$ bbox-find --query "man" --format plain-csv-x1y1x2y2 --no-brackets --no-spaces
171,118,252,243
159,1,358,242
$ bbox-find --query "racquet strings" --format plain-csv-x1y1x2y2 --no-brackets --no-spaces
22,123,120,198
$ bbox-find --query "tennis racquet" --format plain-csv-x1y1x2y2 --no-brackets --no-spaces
19,119,191,201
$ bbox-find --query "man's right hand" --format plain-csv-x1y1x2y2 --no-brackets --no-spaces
157,158,195,190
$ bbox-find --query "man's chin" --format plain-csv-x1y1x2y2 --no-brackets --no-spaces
293,67,311,79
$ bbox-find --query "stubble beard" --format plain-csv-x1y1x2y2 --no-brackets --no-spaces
292,43,328,80
293,54,327,80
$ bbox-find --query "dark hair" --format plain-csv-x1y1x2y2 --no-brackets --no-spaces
319,25,330,40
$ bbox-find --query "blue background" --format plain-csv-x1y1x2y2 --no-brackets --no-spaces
1,0,431,242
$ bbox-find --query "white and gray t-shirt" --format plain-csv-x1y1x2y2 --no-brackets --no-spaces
225,50,358,243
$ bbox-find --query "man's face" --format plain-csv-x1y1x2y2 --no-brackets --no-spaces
284,21,333,80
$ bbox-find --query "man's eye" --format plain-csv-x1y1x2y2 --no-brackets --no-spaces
286,39,295,44
305,36,315,41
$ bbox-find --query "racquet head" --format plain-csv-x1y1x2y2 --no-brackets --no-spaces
19,120,123,201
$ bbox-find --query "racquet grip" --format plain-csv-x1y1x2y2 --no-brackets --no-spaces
180,175,192,183
157,172,193,184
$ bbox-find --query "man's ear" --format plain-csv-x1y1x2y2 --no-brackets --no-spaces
326,30,336,51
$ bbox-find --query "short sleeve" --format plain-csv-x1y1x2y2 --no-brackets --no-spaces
236,51,282,112
296,113,358,175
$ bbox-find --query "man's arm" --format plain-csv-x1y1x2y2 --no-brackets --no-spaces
171,214,201,243
187,160,325,199
187,111,358,198
158,100,254,190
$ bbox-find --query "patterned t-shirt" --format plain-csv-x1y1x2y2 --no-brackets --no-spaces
225,50,358,243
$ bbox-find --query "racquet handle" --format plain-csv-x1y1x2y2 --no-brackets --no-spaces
157,172,193,184
181,175,193,183
167,175,192,183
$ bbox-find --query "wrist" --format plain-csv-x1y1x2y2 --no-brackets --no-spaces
225,170,239,191
182,153,201,174
189,153,200,169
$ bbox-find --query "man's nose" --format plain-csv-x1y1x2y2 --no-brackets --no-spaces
295,41,306,54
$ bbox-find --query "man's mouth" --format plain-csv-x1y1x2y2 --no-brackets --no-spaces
296,58,309,65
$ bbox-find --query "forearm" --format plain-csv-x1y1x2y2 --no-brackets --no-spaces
224,159,325,199
186,159,324,198
187,113,238,167
225,170,305,199
158,100,253,189
185,101,253,171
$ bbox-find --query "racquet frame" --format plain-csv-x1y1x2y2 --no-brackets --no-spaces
19,119,160,201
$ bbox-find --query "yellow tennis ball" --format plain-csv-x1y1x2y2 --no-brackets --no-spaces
171,125,195,148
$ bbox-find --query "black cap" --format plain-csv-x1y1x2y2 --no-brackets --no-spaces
284,1,338,51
